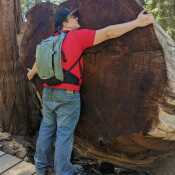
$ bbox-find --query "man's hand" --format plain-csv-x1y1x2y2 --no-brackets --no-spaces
27,62,38,80
136,10,154,27
27,68,36,80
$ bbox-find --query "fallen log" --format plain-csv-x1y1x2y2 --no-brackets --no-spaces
21,0,175,171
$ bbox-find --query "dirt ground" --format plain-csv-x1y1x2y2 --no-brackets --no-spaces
1,131,175,175
150,152,175,175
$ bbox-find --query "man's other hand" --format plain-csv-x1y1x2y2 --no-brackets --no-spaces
136,10,154,27
27,68,35,80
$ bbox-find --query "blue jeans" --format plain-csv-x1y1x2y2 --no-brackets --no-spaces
34,88,80,175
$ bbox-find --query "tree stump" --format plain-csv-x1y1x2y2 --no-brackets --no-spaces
21,0,175,171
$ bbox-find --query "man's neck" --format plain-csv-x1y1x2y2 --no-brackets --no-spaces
62,27,74,31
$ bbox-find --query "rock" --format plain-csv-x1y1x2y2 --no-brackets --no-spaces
0,132,12,141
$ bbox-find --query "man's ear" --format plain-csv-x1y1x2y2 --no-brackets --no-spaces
62,21,68,28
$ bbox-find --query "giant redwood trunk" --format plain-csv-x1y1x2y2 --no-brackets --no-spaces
21,0,175,171
0,0,40,135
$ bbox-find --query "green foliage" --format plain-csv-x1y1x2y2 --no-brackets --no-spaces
145,0,175,40
20,0,175,40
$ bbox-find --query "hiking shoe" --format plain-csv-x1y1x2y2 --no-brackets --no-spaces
76,170,89,175
74,165,89,175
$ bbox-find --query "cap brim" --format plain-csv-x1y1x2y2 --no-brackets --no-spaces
68,8,79,17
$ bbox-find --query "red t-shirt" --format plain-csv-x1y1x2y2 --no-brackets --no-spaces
43,29,96,91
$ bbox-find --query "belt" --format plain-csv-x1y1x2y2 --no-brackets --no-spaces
65,90,77,94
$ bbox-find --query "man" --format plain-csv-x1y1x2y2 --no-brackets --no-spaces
27,7,154,175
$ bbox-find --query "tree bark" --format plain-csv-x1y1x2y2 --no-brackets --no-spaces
0,0,40,135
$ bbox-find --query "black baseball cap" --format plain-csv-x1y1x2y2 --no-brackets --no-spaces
55,8,79,29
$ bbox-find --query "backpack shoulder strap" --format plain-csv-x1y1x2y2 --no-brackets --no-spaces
67,56,82,72
52,32,67,80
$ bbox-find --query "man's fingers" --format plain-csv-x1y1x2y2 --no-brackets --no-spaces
147,14,154,22
139,10,152,16
139,10,146,15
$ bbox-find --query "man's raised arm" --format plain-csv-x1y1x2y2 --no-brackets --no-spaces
94,11,154,46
